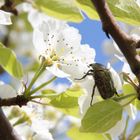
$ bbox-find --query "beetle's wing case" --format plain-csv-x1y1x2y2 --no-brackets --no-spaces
93,64,117,99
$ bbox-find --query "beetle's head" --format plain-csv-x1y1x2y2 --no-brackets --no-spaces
88,63,106,70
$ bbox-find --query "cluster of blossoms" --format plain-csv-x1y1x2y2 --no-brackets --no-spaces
22,3,137,139
0,2,138,140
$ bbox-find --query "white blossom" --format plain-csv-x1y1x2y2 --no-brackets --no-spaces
17,2,95,79
0,10,12,25
31,119,53,140
33,20,95,79
13,102,54,140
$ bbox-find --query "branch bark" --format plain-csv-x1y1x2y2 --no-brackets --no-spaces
0,107,21,140
0,95,29,107
91,0,140,97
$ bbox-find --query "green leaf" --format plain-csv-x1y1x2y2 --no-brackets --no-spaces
81,99,123,133
50,86,83,117
76,0,140,25
41,89,56,95
50,86,83,108
75,0,99,20
0,43,23,78
134,99,140,110
13,112,31,126
128,122,140,140
34,0,83,22
123,84,136,95
67,127,107,140
109,0,140,25
122,84,139,109
58,107,80,117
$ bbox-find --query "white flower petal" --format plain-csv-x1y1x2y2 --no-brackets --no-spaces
46,64,70,78
80,44,96,64
16,2,33,13
33,29,46,54
0,84,16,98
33,134,53,140
125,104,137,120
31,119,53,140
14,124,33,140
61,60,88,80
78,77,100,115
0,10,12,25
122,62,136,80
107,63,122,92
106,117,126,139
28,10,49,28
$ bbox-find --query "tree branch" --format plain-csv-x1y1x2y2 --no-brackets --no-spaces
0,95,29,107
91,0,140,97
0,107,21,140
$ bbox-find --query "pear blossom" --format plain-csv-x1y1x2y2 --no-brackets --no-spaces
33,20,95,79
17,2,95,79
12,102,54,140
0,10,12,25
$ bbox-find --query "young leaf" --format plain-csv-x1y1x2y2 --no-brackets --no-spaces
41,89,56,95
75,0,99,20
0,43,23,78
34,0,83,22
50,87,82,108
123,84,140,110
76,0,140,25
81,99,123,133
49,86,83,117
123,84,136,95
128,122,140,140
67,127,107,140
134,99,140,110
58,107,80,118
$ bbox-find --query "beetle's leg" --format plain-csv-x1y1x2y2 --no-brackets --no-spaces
90,84,96,106
75,70,93,80
115,91,119,97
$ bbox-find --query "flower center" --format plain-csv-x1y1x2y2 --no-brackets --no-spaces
43,49,59,67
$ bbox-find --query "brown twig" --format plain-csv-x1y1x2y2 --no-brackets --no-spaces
0,95,29,107
0,107,22,140
91,0,140,98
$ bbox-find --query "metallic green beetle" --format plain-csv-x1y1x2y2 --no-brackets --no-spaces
77,63,118,105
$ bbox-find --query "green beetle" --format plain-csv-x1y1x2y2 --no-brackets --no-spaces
77,63,118,105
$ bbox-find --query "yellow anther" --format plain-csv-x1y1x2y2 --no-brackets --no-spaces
45,58,53,67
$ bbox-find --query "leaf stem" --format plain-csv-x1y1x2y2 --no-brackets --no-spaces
28,76,57,96
113,93,137,102
25,64,45,96
122,96,137,107
30,94,58,100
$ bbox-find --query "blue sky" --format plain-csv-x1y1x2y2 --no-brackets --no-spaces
70,18,107,64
